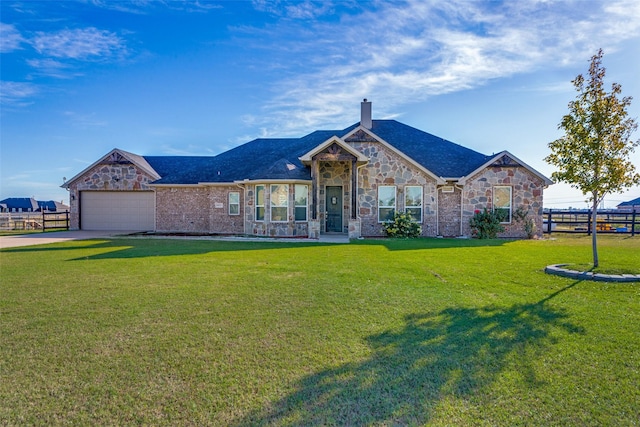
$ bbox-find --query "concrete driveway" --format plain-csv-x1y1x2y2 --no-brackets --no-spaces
0,231,127,249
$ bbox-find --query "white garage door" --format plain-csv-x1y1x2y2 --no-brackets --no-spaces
81,191,155,231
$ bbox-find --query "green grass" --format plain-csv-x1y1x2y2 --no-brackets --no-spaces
1,235,639,425
0,229,42,236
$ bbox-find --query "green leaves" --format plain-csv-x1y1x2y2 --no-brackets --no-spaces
544,49,640,204
382,211,422,238
469,208,505,239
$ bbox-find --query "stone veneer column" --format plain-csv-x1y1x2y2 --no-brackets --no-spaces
308,220,321,239
348,218,361,239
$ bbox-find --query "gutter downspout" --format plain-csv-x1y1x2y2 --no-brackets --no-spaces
455,184,464,237
356,162,367,237
435,186,440,237
236,182,247,235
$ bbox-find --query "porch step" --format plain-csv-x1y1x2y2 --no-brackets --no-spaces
318,234,350,244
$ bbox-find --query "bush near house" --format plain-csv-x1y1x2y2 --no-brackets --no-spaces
383,211,422,238
469,208,505,239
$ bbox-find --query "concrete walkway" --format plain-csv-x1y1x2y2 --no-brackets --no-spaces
0,231,125,249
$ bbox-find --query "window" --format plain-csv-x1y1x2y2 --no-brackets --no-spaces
229,192,240,215
493,186,512,223
378,185,396,222
294,184,308,221
270,184,288,221
256,185,265,221
405,186,422,222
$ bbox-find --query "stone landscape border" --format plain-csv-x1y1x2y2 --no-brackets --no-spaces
545,264,640,282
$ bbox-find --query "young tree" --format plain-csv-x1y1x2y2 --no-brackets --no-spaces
545,49,640,267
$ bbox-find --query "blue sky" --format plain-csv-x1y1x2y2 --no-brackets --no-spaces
2,0,640,209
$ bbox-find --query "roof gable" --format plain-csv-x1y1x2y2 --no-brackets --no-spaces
299,136,369,164
458,151,554,186
63,148,161,188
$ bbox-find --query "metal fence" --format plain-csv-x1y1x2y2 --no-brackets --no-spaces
0,211,69,231
543,209,637,236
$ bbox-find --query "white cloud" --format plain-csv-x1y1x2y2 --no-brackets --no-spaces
30,27,127,60
0,81,38,108
0,22,25,52
25,58,84,79
252,0,336,19
63,111,108,128
88,0,222,14
240,0,640,137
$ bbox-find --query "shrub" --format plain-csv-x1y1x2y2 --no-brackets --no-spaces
470,208,505,239
383,211,422,238
513,207,536,239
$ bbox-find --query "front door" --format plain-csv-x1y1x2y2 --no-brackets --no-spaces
325,186,343,233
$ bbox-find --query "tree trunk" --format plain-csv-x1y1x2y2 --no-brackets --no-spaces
591,199,599,268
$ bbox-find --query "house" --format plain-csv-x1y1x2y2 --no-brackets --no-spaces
62,100,553,238
0,198,69,213
617,196,640,213
37,200,69,212
0,198,39,213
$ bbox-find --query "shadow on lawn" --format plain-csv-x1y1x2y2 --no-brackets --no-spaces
2,237,509,259
0,239,334,259
352,237,508,251
232,283,584,426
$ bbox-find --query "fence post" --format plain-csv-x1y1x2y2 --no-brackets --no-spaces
547,210,552,234
633,210,637,237
42,211,46,232
587,210,592,236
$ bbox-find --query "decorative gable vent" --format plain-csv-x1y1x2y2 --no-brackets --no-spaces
345,129,377,143
441,185,454,193
490,154,519,167
108,152,132,165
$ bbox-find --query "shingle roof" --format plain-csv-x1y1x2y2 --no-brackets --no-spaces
618,197,640,207
0,197,39,211
144,120,491,184
365,120,491,178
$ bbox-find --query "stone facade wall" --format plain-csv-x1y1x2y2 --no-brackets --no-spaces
244,184,310,237
438,187,462,237
67,162,156,230
154,185,244,234
348,141,438,237
461,167,546,238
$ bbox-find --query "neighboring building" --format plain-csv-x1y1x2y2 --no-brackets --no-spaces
37,200,69,212
0,198,69,213
617,196,640,213
62,101,553,238
0,198,39,213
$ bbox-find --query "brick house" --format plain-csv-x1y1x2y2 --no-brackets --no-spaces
62,101,553,238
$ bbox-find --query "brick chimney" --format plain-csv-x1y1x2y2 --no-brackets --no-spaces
361,98,372,129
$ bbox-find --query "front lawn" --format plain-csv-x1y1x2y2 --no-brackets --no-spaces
1,235,638,425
